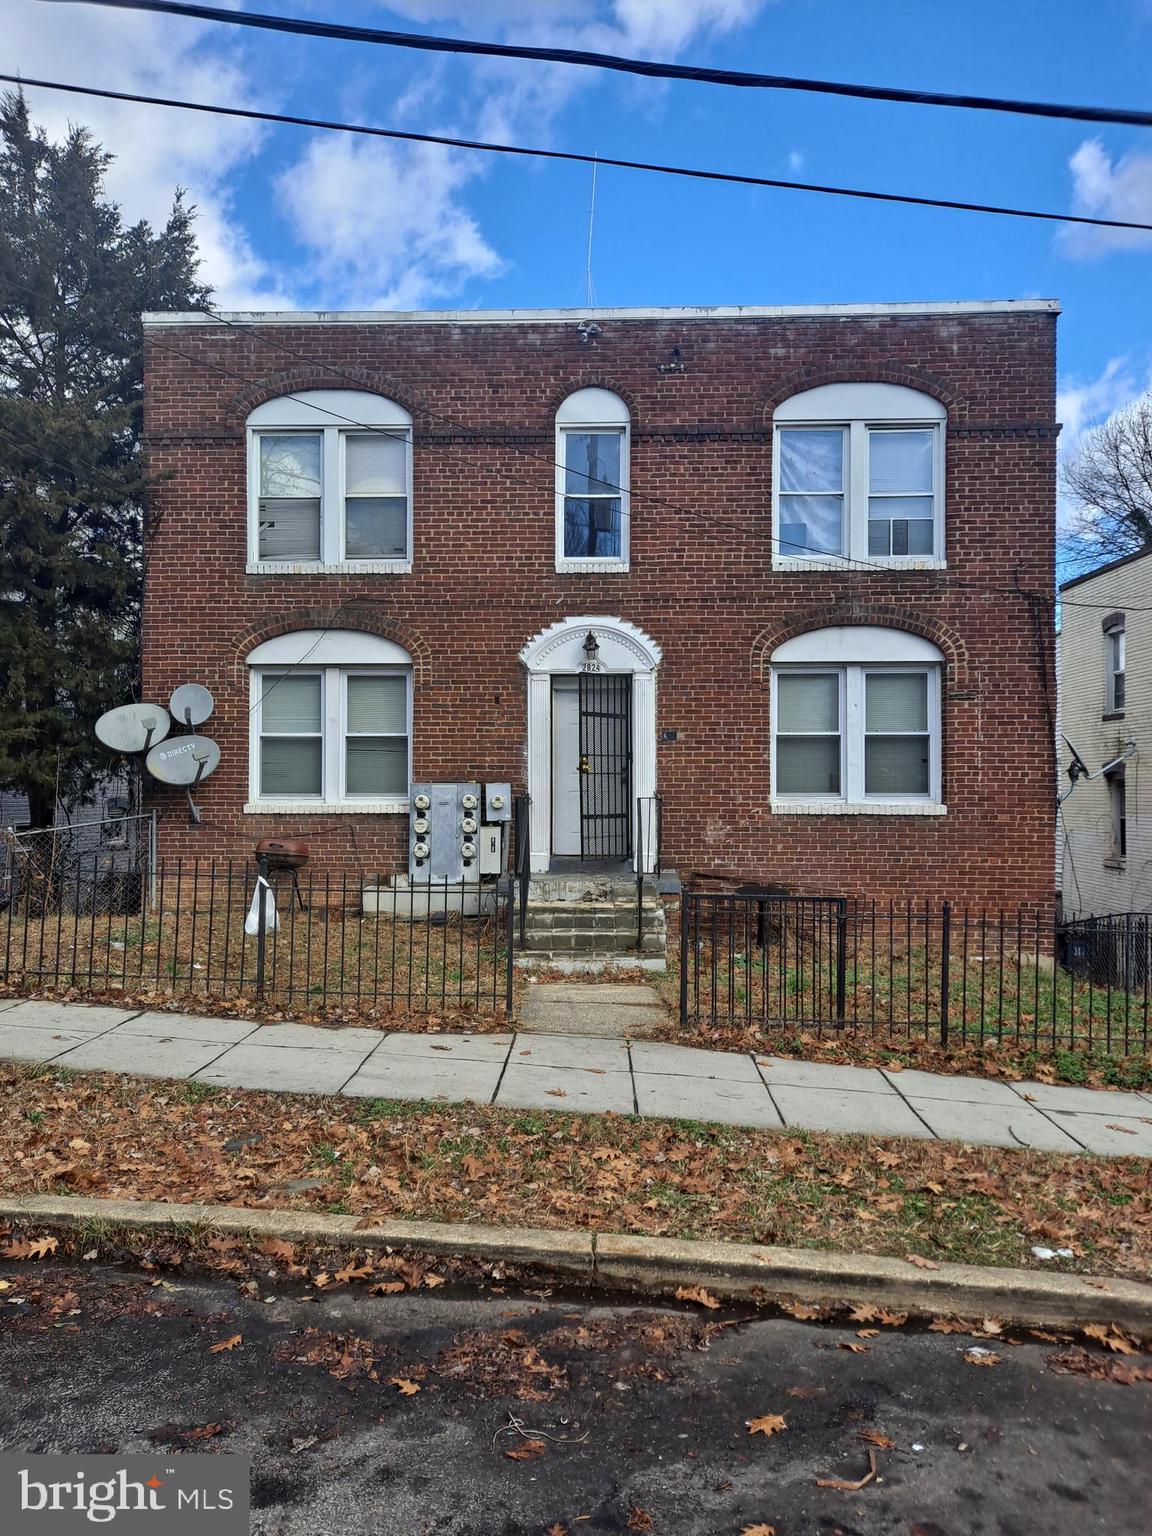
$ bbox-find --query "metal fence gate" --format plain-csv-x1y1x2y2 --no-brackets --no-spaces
578,672,632,860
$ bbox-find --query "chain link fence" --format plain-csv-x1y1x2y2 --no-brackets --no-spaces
1,812,155,917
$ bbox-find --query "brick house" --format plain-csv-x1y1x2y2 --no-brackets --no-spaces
140,299,1059,915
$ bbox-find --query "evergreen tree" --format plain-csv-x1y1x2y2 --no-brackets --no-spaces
0,90,209,826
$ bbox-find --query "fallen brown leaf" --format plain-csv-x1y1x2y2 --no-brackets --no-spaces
740,1526,777,1536
209,1334,242,1354
1,1236,58,1261
858,1430,896,1450
1105,1124,1137,1134
371,1281,406,1296
905,1254,940,1270
817,1448,879,1491
747,1413,788,1438
779,1300,824,1321
856,1329,880,1340
504,1439,546,1462
839,1341,870,1354
627,1508,653,1533
963,1350,1001,1367
785,1385,822,1399
675,1285,720,1310
389,1377,420,1396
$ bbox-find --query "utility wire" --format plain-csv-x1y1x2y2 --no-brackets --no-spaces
5,72,1151,236
43,0,1152,131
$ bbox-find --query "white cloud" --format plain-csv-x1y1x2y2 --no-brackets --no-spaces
1057,356,1141,444
1058,137,1152,259
1056,355,1152,534
277,135,502,308
9,0,770,309
275,0,771,305
7,0,294,306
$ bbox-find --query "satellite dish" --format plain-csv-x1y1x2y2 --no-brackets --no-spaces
169,683,214,727
146,734,221,786
96,702,171,754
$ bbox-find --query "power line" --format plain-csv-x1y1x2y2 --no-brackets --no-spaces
5,72,1152,236
44,0,1152,131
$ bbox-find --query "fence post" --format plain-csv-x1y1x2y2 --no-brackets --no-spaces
635,799,644,950
147,809,158,911
939,901,952,1047
679,893,690,1026
504,876,515,1016
835,899,847,1024
254,852,269,999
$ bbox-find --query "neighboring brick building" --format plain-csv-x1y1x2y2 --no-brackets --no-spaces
140,299,1059,909
1059,548,1150,916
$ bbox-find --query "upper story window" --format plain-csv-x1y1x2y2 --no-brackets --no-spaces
773,383,946,569
770,626,944,812
555,387,630,573
1103,613,1126,714
246,630,412,813
247,390,412,574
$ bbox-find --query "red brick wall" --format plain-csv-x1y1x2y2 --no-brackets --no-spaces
141,309,1058,908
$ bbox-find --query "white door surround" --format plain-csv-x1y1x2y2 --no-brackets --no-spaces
519,616,661,874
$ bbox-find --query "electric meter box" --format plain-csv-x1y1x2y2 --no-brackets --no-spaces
409,782,481,882
483,782,512,823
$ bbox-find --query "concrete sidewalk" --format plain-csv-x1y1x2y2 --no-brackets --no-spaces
1,995,1150,1155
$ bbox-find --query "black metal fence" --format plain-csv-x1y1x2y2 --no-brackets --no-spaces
1,856,514,1018
680,892,1152,1056
1059,911,1152,993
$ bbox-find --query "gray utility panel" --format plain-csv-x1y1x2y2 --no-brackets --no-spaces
410,782,481,882
484,782,512,823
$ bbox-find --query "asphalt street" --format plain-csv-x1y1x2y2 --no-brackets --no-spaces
0,1261,1148,1535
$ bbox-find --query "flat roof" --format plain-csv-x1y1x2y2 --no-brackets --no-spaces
1060,545,1152,592
143,299,1060,328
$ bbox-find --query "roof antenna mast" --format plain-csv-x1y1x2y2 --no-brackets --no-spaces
584,151,598,308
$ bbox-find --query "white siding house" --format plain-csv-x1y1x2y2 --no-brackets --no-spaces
1059,549,1150,916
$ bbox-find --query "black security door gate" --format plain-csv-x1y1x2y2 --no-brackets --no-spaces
578,673,632,859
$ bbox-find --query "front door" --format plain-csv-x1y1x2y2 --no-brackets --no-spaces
551,674,633,860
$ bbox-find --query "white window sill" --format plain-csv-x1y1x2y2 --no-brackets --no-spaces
772,557,947,573
770,800,947,816
246,560,412,576
244,800,410,816
555,559,630,575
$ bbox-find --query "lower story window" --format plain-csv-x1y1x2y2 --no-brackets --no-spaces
253,666,409,802
1107,770,1127,860
772,664,939,803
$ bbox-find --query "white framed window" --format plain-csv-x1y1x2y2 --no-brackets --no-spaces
770,626,944,813
555,387,630,572
246,630,412,813
1104,617,1126,714
773,383,946,569
247,390,413,573
1107,770,1127,862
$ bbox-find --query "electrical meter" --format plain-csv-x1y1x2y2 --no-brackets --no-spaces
409,783,482,881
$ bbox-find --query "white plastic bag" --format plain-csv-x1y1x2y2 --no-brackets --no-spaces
244,874,279,936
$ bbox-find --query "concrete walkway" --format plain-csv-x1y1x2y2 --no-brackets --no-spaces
1,996,1151,1156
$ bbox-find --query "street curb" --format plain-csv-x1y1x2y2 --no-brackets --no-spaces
2,1194,1150,1334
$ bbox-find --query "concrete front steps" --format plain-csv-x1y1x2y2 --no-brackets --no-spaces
516,873,668,973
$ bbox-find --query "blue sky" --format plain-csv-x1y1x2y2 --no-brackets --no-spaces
9,0,1152,506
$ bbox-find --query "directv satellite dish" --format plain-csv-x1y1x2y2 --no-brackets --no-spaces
95,702,171,754
169,683,214,727
146,734,221,786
